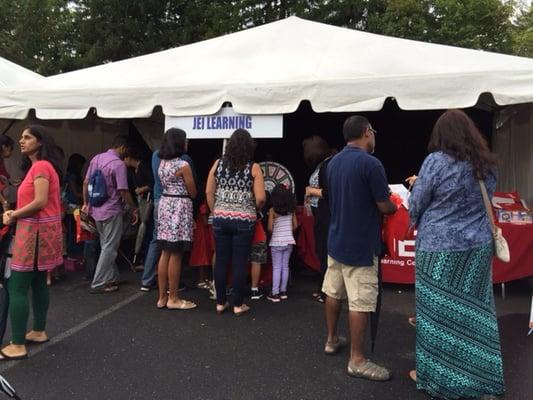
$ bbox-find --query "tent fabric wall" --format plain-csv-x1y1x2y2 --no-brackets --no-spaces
493,104,533,207
1,117,128,180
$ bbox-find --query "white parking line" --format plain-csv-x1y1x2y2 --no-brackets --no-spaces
0,291,144,373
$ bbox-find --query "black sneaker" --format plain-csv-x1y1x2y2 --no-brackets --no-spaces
279,291,288,300
267,293,281,303
251,289,263,300
140,284,154,292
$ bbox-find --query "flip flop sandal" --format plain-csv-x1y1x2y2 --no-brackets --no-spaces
25,338,50,345
324,336,348,355
89,285,118,294
166,300,197,310
216,302,230,315
0,350,28,361
347,360,392,381
233,304,251,316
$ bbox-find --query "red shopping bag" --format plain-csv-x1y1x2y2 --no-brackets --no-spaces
73,209,95,243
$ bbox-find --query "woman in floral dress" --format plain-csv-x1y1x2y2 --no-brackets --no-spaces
156,128,197,310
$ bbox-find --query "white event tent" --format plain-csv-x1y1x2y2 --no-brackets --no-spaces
1,17,533,119
0,56,43,88
0,17,532,202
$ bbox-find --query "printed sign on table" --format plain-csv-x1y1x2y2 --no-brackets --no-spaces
381,205,416,284
165,107,283,139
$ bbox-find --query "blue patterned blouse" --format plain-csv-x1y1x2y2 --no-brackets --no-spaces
408,151,496,252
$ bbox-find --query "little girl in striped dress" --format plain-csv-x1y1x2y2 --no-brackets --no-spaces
267,185,297,303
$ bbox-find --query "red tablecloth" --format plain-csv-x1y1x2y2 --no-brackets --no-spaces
492,223,533,283
295,207,321,272
295,208,533,284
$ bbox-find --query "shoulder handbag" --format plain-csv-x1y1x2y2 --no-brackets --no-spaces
479,180,510,263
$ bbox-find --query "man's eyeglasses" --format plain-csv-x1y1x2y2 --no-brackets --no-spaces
368,127,377,135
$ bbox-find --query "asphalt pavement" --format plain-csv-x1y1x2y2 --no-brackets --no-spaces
0,266,531,400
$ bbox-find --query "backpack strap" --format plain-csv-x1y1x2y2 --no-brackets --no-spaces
94,155,120,186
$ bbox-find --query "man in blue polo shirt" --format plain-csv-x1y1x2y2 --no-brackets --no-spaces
323,115,397,381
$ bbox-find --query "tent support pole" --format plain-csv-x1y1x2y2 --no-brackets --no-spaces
222,139,228,155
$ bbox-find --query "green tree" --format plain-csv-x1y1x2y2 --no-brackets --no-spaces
427,0,515,53
0,0,76,75
371,0,430,41
72,0,243,68
512,5,533,57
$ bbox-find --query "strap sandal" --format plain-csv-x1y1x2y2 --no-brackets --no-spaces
156,297,168,309
216,302,230,315
0,350,28,361
234,304,251,317
166,300,197,310
324,336,347,355
25,337,49,345
25,331,49,344
347,360,391,381
89,284,118,294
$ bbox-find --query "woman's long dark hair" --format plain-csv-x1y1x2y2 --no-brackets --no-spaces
224,129,254,172
20,125,63,178
302,135,330,169
0,135,14,151
159,128,186,160
66,153,86,176
271,185,296,216
428,109,497,180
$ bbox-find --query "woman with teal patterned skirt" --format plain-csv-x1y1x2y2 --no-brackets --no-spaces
408,109,505,400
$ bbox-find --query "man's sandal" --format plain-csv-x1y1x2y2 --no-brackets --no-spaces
347,360,392,381
324,336,347,355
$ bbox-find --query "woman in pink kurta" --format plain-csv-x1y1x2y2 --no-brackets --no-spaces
1,126,62,361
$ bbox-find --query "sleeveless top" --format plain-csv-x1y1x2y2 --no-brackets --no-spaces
308,165,320,208
270,213,295,246
213,158,256,222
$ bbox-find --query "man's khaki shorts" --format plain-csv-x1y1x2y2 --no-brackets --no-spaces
322,255,379,312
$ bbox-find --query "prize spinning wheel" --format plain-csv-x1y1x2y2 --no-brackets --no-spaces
259,161,295,194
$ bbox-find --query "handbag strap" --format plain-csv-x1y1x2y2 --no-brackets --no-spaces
478,180,496,231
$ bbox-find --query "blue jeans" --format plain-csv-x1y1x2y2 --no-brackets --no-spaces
141,200,160,287
213,219,254,307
